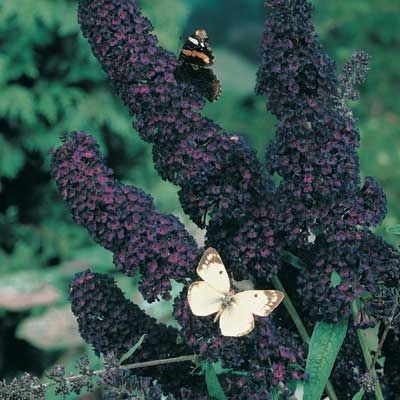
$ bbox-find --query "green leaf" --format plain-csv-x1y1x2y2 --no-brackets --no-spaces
280,250,309,270
119,334,146,364
0,136,25,178
330,270,342,287
386,224,400,235
351,389,364,400
303,319,348,400
205,362,228,400
271,387,282,400
271,387,280,400
0,85,36,126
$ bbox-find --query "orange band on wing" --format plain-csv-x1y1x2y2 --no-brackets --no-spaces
181,49,210,64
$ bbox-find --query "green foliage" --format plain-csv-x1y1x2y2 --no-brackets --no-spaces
141,0,189,50
119,335,146,364
352,390,365,400
304,320,348,400
0,0,169,180
0,136,25,178
387,224,400,235
330,270,342,288
204,362,228,400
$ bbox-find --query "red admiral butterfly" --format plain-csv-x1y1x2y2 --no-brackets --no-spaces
174,29,221,102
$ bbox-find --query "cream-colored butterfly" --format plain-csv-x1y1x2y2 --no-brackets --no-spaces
187,247,284,337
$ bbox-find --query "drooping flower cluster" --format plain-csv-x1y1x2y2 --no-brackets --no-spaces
69,269,179,358
69,269,209,398
76,0,286,311
75,0,285,317
50,132,199,302
49,0,400,397
77,0,276,236
256,0,380,249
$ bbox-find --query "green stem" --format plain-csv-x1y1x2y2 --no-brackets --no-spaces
272,275,338,400
351,301,384,400
120,354,197,370
40,354,197,389
272,275,310,344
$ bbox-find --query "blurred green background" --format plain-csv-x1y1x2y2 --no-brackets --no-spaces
0,0,399,397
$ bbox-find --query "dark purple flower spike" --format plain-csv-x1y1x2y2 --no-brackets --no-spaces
51,132,199,302
254,0,394,327
77,0,276,233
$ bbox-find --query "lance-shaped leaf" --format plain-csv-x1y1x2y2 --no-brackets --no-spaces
303,319,348,400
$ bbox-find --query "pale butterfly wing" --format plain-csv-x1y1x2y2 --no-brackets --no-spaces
219,301,254,337
218,290,284,337
196,247,230,294
233,290,284,316
188,248,285,337
187,281,225,316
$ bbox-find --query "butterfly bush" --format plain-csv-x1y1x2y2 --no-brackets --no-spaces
50,0,400,397
255,0,398,326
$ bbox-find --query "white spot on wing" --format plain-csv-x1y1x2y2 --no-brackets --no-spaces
188,37,199,46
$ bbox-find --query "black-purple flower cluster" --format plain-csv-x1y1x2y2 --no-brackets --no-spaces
256,0,337,119
69,269,180,359
256,0,376,249
255,0,394,323
50,132,199,302
69,269,209,398
77,0,275,232
49,0,400,397
296,231,400,323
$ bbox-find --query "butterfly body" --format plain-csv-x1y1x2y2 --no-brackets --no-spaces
174,29,221,102
187,248,284,337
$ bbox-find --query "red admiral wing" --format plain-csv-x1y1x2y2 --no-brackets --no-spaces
174,63,221,102
178,29,214,67
175,29,221,102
